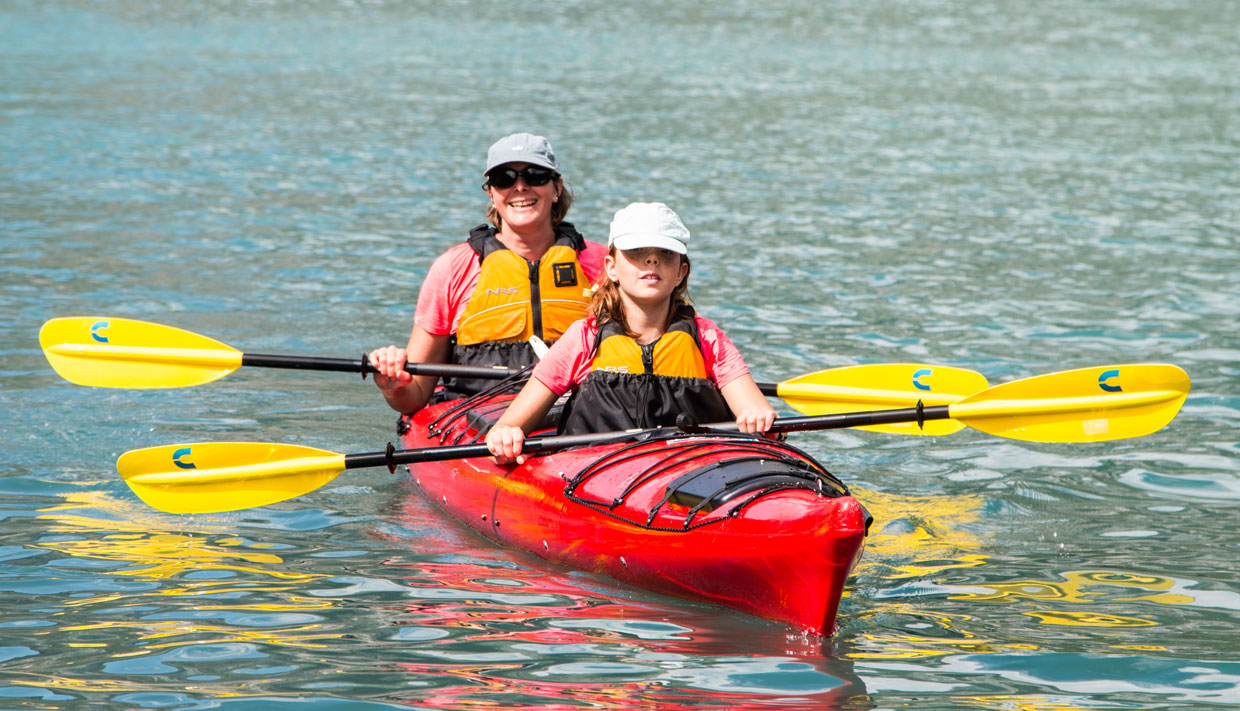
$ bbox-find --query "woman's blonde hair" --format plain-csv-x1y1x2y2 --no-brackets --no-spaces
486,176,573,229
589,246,692,338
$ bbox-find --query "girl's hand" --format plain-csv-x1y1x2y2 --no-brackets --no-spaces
735,403,777,436
486,424,527,465
368,345,412,391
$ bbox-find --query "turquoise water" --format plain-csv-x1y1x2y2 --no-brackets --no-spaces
3,1,1238,708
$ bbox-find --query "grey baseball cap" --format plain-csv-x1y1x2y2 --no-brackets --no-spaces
484,133,559,174
608,202,690,255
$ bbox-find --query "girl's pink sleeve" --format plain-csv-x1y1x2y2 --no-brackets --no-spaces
696,316,751,389
414,244,480,335
532,318,597,396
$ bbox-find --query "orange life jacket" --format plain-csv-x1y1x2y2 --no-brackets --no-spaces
557,304,732,435
444,223,591,397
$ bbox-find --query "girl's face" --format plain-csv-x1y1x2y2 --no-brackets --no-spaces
605,247,688,308
486,162,560,234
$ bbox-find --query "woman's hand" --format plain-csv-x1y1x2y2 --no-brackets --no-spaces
486,424,527,465
735,403,777,436
368,345,412,392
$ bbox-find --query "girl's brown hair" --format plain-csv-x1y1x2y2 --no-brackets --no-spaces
486,176,573,230
589,246,692,338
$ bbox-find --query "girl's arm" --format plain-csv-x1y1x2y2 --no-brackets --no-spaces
485,379,560,465
720,373,777,434
696,316,776,434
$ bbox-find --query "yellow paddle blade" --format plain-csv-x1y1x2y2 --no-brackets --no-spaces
118,442,347,514
777,363,990,435
40,317,243,388
949,364,1190,442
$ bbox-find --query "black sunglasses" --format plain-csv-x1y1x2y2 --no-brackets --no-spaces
485,166,557,189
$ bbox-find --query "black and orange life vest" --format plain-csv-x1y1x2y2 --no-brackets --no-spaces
444,223,592,397
557,304,732,435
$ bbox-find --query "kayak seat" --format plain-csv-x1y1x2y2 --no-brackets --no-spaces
665,457,831,514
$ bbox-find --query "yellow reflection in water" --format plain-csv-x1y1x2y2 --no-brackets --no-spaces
945,570,1194,607
27,493,343,656
853,487,990,578
58,618,335,649
11,674,253,700
961,695,1094,711
35,494,329,584
849,611,1019,660
1024,610,1156,627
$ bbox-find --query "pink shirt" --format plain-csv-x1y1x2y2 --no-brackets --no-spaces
414,241,608,335
532,315,751,396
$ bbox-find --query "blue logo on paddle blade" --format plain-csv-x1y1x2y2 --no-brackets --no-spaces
1098,369,1122,393
90,321,110,344
172,447,197,470
912,368,932,391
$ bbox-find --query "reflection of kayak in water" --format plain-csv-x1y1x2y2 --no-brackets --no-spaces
398,392,871,636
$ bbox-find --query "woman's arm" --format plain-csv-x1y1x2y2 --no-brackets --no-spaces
485,379,560,465
720,374,777,434
369,325,452,415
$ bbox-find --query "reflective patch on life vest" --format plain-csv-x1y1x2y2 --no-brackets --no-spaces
552,262,578,287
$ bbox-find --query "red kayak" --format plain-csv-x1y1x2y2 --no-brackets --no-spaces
398,392,870,636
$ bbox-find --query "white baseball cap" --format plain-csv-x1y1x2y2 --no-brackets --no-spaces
608,202,690,255
484,132,559,174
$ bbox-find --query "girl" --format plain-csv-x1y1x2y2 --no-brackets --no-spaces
486,202,776,464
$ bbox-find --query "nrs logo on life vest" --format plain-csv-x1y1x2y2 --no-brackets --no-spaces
912,368,932,391
90,320,110,343
172,447,197,470
485,287,519,295
1098,369,1123,392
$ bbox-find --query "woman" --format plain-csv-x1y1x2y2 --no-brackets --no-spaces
370,133,608,414
485,202,776,464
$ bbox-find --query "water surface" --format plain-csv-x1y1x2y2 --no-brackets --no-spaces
2,1,1238,708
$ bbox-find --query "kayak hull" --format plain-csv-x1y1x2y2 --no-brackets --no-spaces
400,397,869,636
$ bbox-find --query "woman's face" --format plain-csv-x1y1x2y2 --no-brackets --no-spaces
486,162,560,235
605,247,688,308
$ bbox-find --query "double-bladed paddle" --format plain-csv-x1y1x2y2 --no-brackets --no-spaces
118,364,1189,514
39,316,991,435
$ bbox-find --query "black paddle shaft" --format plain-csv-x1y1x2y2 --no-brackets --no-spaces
242,352,783,393
240,353,516,380
341,403,952,471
